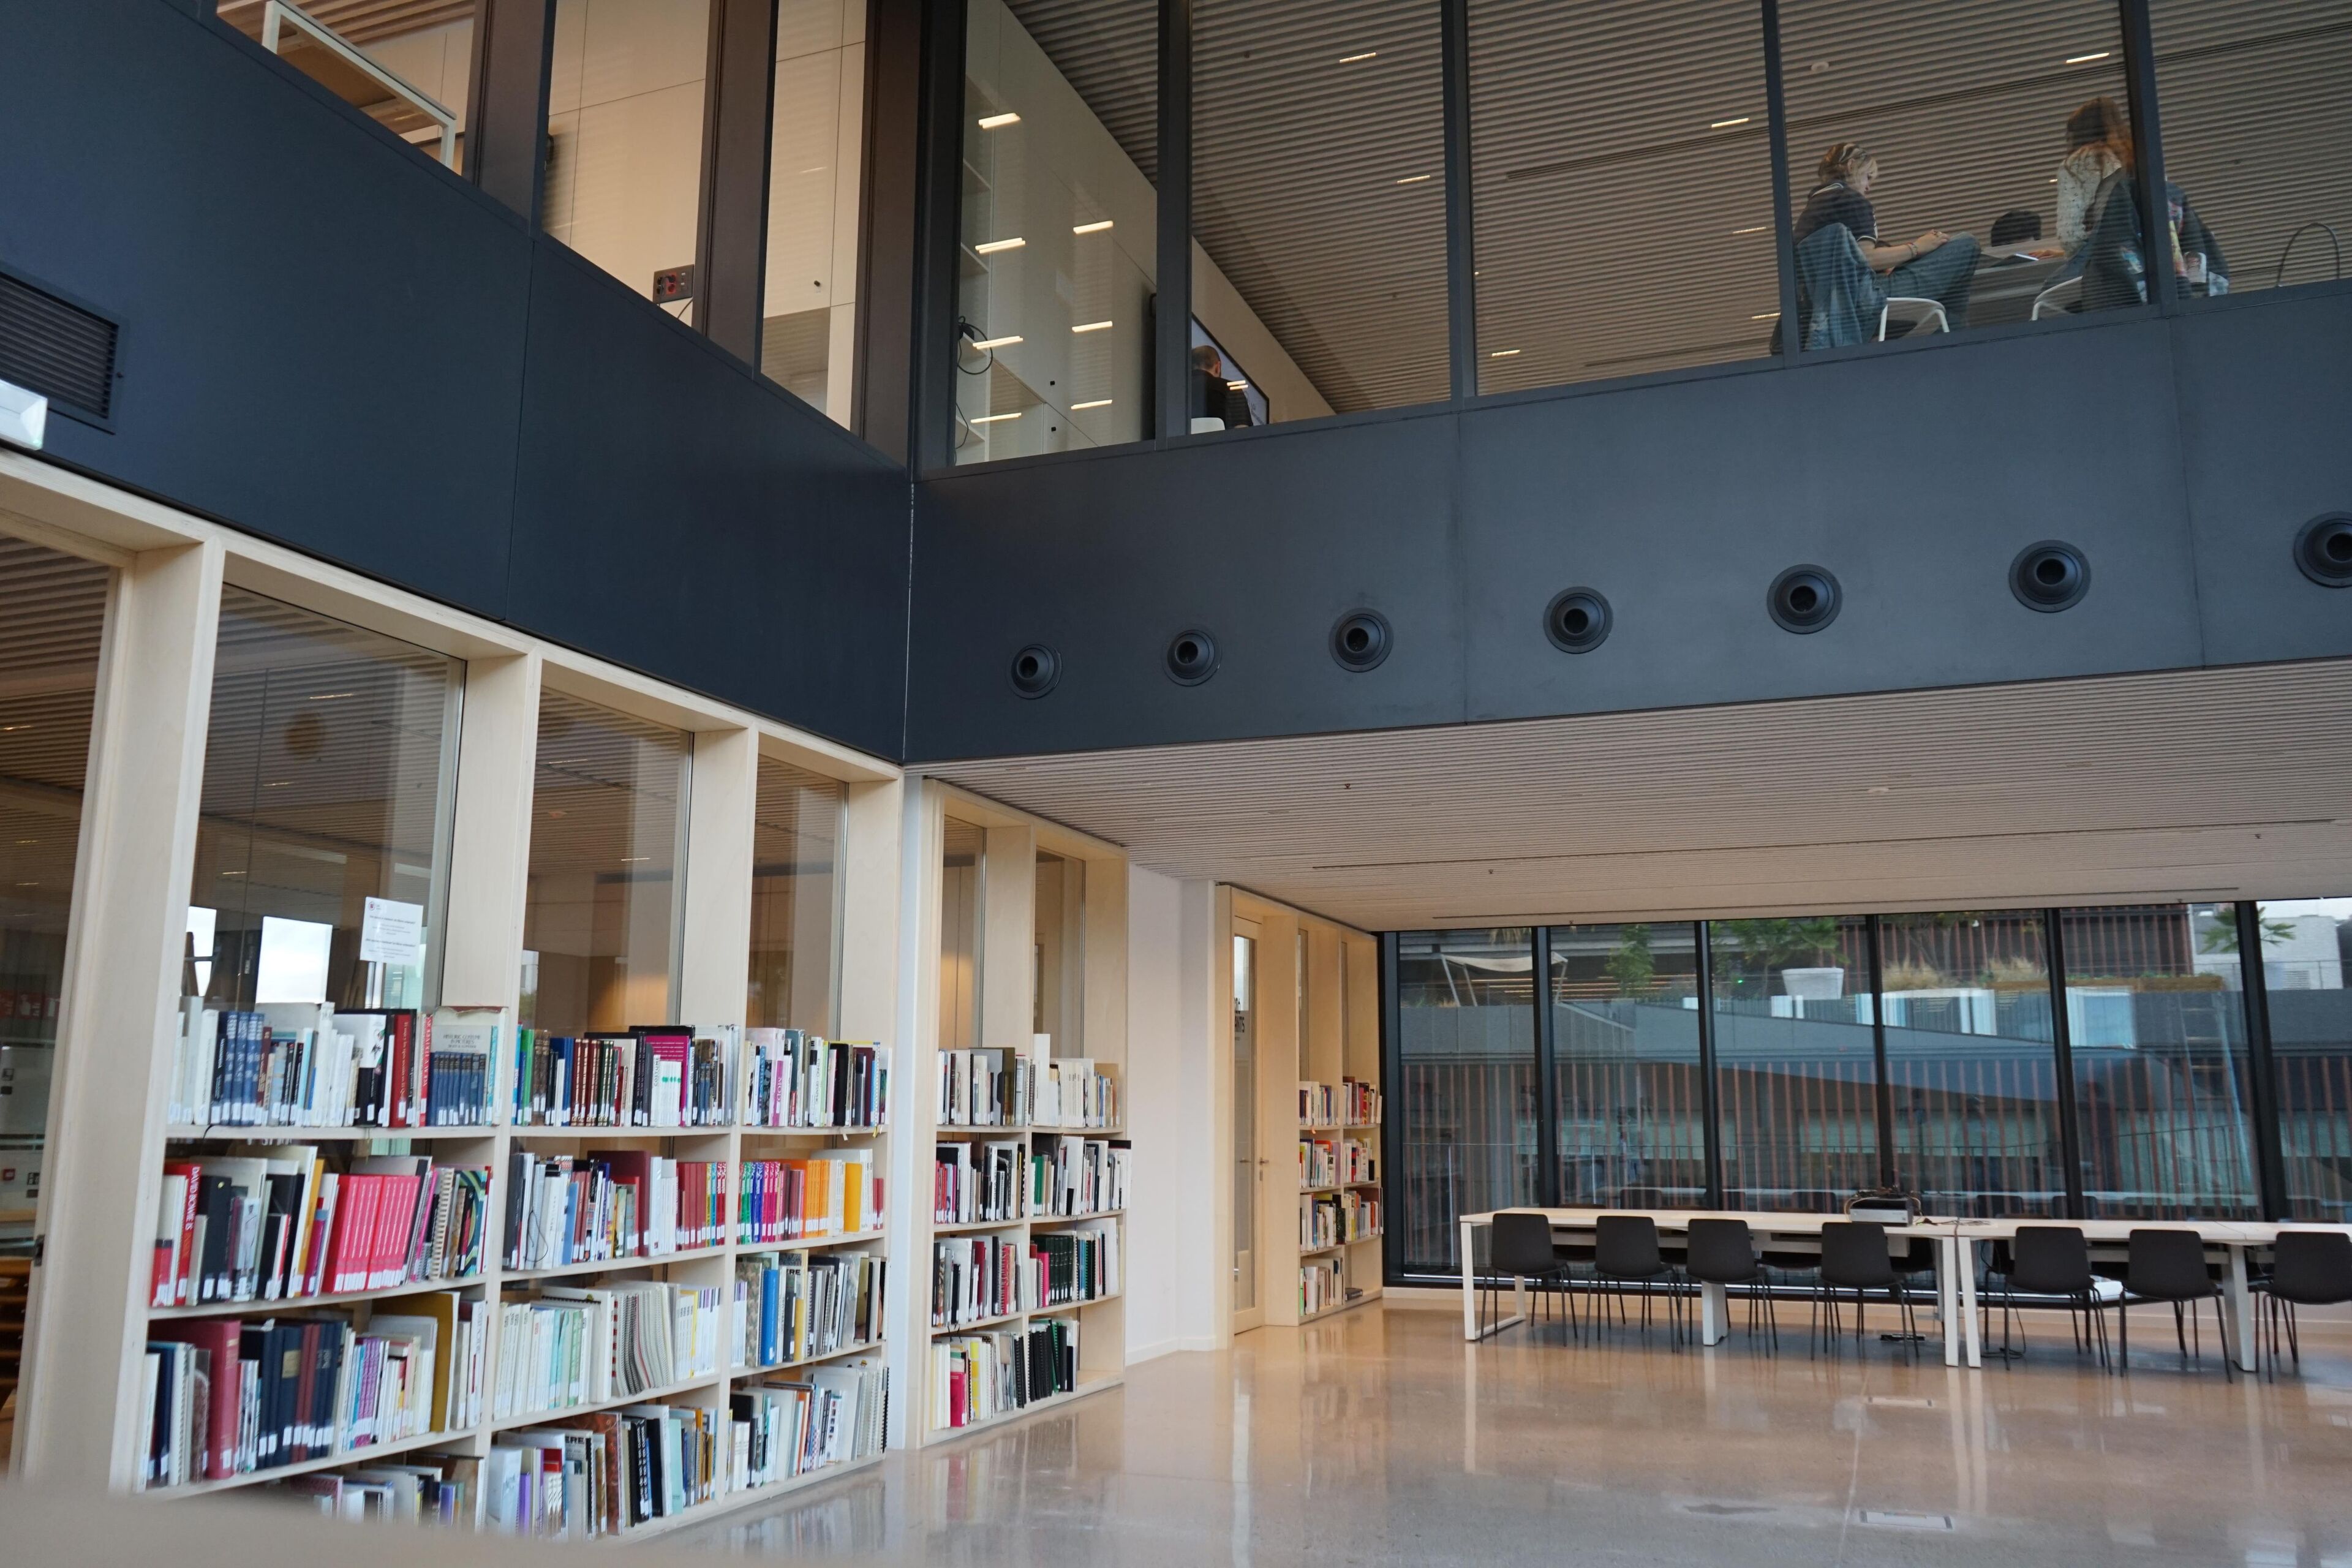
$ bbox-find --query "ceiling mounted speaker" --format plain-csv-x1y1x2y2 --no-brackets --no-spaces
2294,512,2352,587
1008,644,1060,699
1329,609,1391,672
1766,565,1841,634
2009,540,2091,612
1164,628,1219,686
1544,587,1611,654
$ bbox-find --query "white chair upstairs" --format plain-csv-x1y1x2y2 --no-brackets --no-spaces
2031,274,2084,320
1879,298,1950,339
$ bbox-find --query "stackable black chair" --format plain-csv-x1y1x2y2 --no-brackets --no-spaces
1590,1214,1684,1345
1684,1218,1777,1352
1485,1211,1573,1340
2120,1229,2234,1381
1813,1221,1920,1357
1992,1225,2110,1368
2258,1231,2352,1376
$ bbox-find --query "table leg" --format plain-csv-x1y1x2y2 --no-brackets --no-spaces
1701,1281,1727,1346
1958,1238,1983,1369
2226,1245,2257,1374
1460,1218,1477,1341
1940,1237,1961,1368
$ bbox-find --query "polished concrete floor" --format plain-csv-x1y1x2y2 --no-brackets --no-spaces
671,1300,2352,1566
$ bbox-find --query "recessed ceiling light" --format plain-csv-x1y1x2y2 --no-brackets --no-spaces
1488,349,1521,358
1733,224,1770,235
1071,320,1113,333
972,412,1023,424
974,237,1026,254
1072,219,1114,234
1396,173,1433,184
1751,311,1780,320
1072,398,1113,410
971,334,1023,350
1226,379,1249,390
978,112,1022,129
1711,116,1751,129
2065,50,2110,64
1339,51,1378,63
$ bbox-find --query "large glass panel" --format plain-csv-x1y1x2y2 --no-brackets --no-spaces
519,692,690,1034
190,590,461,1017
1879,910,2063,1217
938,817,984,1049
956,0,1158,462
1395,928,1534,1275
1777,1,2142,349
2253,899,2350,1221
1708,915,1875,1210
218,1,475,170
1232,930,1257,1313
2150,1,2352,300
1547,922,1705,1207
0,539,108,1261
1470,0,1777,392
543,0,714,317
1191,1,1449,429
2060,903,2258,1219
760,2,869,420
1032,848,1084,1055
745,755,845,1032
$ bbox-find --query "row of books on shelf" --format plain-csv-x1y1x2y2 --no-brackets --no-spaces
154,1153,488,1308
171,1003,496,1130
141,1292,488,1489
1341,1137,1378,1185
1298,1136,1378,1190
1300,1258,1352,1316
279,1452,476,1523
735,1250,885,1370
510,1027,732,1129
1300,1189,1382,1250
1298,1077,1381,1128
492,1282,727,1420
745,1030,891,1129
502,1153,726,1272
935,1047,1120,1129
931,1135,1133,1224
932,1319,1077,1430
740,1150,881,1243
930,1229,1120,1327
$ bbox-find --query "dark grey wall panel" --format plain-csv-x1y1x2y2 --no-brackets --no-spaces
2,0,528,616
908,415,1464,758
2168,285,2352,665
506,242,910,758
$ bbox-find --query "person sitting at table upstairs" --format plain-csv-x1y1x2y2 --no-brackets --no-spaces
1791,141,1980,344
2057,96,2133,256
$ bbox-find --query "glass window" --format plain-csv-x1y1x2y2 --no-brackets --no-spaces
190,590,461,1016
1395,928,1534,1274
938,816,984,1049
1191,0,1449,430
1547,922,1705,1207
955,0,1158,462
2253,899,2350,1221
219,1,475,170
1776,0,2142,349
1032,848,1084,1055
760,1,869,420
519,691,690,1034
1708,915,1875,1210
0,538,109,1250
544,0,714,317
745,755,845,1032
2151,1,2352,300
1470,0,1777,391
1879,910,2063,1218
2060,903,2259,1219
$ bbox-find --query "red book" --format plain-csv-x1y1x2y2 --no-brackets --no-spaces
150,1319,242,1480
161,1159,202,1306
410,1011,432,1125
327,1174,375,1293
388,1014,412,1129
368,1173,415,1289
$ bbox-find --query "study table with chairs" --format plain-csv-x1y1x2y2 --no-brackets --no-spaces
1457,1207,2352,1376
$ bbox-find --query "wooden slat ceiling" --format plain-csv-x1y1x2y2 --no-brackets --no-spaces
216,0,477,48
933,660,2352,932
0,537,107,936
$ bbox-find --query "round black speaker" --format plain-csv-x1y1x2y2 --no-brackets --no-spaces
1329,609,1392,672
2294,512,2352,587
1543,588,1612,654
1008,644,1060,699
1164,628,1219,685
1766,565,1841,634
2009,540,2092,612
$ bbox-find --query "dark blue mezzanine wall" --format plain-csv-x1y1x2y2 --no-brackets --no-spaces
1,0,910,759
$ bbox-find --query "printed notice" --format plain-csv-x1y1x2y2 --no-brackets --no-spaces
359,895,424,967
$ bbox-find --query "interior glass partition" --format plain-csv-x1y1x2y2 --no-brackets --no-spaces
2059,902,2260,1219
1708,915,1876,1210
1395,927,1535,1273
2253,897,2351,1221
758,2,872,419
745,754,846,1032
1879,910,2064,1216
1546,922,1705,1206
938,816,985,1049
1033,848,1085,1054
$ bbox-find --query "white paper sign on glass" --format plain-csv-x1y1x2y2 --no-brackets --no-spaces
360,895,426,967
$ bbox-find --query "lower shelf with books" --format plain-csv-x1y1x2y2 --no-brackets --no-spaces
615,1446,887,1542
921,1369,1121,1446
154,1425,484,1500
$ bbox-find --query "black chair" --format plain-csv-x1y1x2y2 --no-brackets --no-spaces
1590,1214,1684,1345
2257,1231,2352,1376
2120,1229,2234,1381
1814,1221,1919,1357
1485,1211,1572,1340
1685,1218,1776,1352
1993,1225,2110,1368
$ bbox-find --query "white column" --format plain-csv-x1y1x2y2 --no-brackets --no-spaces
438,651,540,1012
677,725,757,1027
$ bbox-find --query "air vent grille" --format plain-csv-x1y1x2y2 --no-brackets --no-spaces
0,271,118,421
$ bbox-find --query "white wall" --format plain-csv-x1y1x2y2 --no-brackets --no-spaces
1124,866,1221,1361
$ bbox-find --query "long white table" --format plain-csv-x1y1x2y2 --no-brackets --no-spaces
1458,1209,2352,1373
